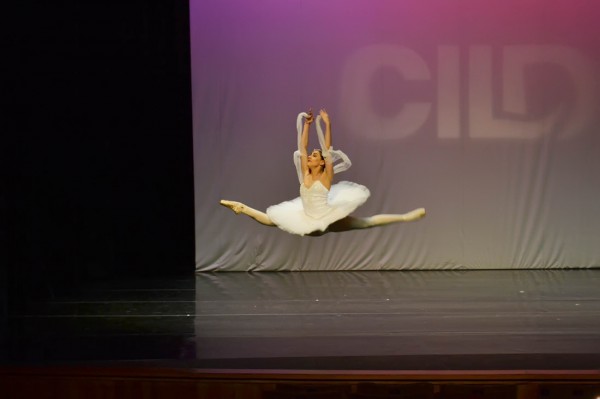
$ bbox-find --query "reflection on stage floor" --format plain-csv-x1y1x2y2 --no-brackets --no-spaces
194,270,600,370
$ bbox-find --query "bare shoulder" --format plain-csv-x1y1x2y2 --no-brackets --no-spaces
320,173,333,190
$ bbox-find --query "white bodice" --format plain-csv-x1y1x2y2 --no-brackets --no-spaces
300,181,331,219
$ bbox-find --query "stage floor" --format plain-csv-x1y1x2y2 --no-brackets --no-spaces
6,270,600,370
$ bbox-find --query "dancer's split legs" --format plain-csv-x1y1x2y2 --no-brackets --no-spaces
221,199,425,233
220,200,275,226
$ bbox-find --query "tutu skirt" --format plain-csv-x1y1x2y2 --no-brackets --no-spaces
267,181,370,236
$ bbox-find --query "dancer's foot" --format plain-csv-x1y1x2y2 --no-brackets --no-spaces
220,200,245,214
404,208,426,221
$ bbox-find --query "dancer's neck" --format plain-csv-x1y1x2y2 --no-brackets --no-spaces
310,169,323,179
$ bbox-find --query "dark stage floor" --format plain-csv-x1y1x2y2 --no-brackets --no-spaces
5,270,600,371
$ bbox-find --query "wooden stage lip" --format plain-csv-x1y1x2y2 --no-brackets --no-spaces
2,366,600,382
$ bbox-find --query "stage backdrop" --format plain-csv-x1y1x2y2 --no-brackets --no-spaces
191,0,600,271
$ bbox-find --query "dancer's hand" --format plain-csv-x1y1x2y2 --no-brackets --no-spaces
319,109,330,125
304,109,314,125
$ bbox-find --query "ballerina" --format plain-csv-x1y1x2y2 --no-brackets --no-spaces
220,109,425,236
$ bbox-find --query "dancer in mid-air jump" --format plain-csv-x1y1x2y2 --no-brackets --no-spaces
220,109,425,236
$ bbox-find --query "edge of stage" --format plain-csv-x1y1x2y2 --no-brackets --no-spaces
2,366,600,399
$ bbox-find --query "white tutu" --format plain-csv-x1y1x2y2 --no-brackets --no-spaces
267,180,370,236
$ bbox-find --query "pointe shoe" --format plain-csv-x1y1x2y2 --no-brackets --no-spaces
220,200,244,214
405,208,426,221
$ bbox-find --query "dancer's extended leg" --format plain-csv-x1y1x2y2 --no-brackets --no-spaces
361,208,426,227
327,208,426,232
220,200,276,226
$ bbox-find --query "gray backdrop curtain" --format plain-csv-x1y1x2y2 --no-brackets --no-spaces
192,0,600,271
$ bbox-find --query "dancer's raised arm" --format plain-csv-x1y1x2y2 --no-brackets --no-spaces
299,110,313,176
319,109,334,178
320,109,331,150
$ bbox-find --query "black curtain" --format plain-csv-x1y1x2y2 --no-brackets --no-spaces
5,1,193,314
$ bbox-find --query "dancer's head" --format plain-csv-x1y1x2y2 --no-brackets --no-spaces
308,149,325,172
